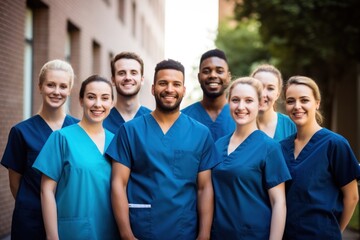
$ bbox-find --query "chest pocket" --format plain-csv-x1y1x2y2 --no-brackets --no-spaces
172,150,199,180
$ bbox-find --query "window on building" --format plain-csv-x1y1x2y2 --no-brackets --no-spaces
23,7,33,119
65,21,80,112
118,0,125,23
132,1,137,37
92,40,101,74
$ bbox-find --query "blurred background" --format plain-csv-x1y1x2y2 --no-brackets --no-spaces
0,0,359,238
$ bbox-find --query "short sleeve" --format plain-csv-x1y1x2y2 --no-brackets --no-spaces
105,125,132,168
199,131,220,172
329,138,360,187
32,131,65,182
265,142,291,189
1,126,27,173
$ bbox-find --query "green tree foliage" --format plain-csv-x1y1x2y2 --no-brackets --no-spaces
218,0,360,127
215,18,270,78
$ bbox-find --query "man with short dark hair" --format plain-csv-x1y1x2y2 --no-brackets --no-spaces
182,49,235,141
107,59,219,240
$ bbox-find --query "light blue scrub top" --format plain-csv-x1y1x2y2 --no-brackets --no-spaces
33,124,119,240
103,106,151,133
182,102,235,141
211,130,291,240
280,128,360,239
106,113,220,240
273,112,296,141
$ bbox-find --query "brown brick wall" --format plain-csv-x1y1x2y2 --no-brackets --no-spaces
0,0,26,237
0,0,164,237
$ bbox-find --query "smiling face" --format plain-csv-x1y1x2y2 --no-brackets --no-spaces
152,69,185,113
112,58,144,97
198,57,230,99
253,71,280,112
229,83,260,127
80,81,113,124
285,84,320,128
39,70,71,110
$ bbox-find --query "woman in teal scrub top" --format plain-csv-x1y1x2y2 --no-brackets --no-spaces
211,77,291,240
33,75,119,239
251,64,296,141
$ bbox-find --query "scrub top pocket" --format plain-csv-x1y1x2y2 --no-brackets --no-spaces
129,206,152,240
172,150,199,180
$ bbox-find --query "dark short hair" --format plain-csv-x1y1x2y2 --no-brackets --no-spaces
79,75,114,100
110,51,144,77
153,59,185,83
199,49,228,67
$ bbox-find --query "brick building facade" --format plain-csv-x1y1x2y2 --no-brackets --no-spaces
0,0,165,237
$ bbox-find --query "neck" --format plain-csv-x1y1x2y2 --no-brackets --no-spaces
115,94,141,120
78,119,104,135
257,108,277,126
296,122,322,141
39,105,66,122
233,122,258,140
201,94,227,111
152,108,180,124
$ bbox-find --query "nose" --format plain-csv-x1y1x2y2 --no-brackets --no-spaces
237,100,245,110
94,98,102,107
294,100,301,109
165,84,174,92
53,86,60,95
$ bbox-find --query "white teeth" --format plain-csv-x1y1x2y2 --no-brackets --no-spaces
209,83,219,87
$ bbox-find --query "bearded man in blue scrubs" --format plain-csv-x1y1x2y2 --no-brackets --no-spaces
107,59,219,240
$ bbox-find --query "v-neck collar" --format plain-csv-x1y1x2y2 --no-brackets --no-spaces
76,124,109,155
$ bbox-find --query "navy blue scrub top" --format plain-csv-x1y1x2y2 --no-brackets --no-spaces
280,128,360,239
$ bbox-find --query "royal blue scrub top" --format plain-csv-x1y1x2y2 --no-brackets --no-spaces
1,114,78,240
106,113,220,240
103,106,151,133
280,128,360,239
33,124,119,240
273,112,296,141
211,130,291,240
182,102,235,141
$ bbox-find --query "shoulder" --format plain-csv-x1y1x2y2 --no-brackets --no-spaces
181,113,207,130
277,112,294,124
139,105,152,113
12,115,41,129
181,102,201,113
320,128,350,145
65,114,80,124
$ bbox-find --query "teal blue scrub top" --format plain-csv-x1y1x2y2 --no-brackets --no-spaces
211,130,291,240
103,106,151,133
273,112,296,142
182,102,235,141
106,113,220,240
33,124,119,240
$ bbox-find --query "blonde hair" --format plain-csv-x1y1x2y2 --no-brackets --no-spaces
250,64,283,90
38,59,75,89
228,77,263,102
284,76,324,125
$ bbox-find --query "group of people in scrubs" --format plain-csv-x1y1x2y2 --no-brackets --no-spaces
1,48,360,240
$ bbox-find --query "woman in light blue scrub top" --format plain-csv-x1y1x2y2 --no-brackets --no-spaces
33,75,119,240
1,60,78,240
251,64,296,141
280,76,360,239
211,77,291,240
